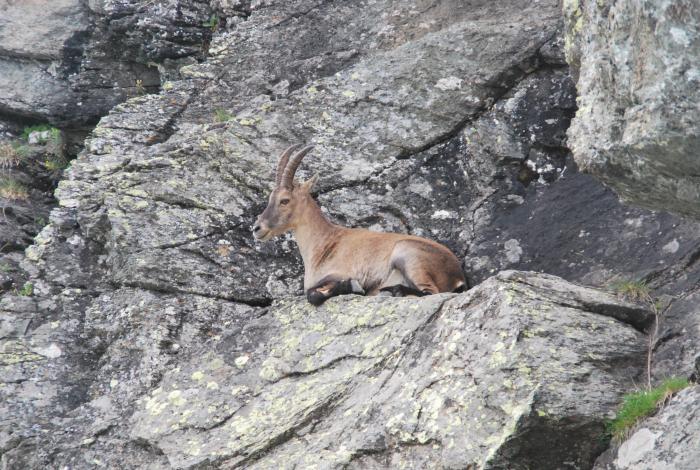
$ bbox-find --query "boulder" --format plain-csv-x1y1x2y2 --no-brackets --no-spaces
0,0,217,128
563,0,700,219
2,271,652,468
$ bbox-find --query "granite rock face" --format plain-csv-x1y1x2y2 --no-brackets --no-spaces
564,0,700,219
0,0,218,129
3,271,653,469
1,0,700,468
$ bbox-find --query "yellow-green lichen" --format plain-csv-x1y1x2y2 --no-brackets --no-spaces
0,341,45,365
234,355,249,368
167,389,187,407
191,371,205,382
207,381,219,390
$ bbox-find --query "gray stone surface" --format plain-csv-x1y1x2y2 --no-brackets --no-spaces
564,0,700,219
595,386,700,470
0,0,217,128
2,271,652,469
1,0,699,468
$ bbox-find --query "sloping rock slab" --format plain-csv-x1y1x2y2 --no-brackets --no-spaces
595,385,700,470
130,271,651,469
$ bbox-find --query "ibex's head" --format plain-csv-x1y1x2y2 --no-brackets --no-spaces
253,144,318,241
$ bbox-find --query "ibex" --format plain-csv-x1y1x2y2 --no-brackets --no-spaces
253,144,467,305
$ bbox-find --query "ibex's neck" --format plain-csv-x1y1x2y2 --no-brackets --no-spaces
292,197,338,268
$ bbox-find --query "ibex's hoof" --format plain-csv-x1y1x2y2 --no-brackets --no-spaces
379,285,424,297
350,279,365,295
306,289,327,306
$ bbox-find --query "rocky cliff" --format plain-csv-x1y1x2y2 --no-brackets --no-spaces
563,0,700,219
1,1,699,469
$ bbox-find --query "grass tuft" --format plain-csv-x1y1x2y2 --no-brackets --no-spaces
608,377,690,441
0,142,22,168
214,108,234,122
611,278,651,302
0,178,29,200
203,14,219,31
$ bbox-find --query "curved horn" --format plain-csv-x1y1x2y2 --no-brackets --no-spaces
275,143,303,186
282,144,314,188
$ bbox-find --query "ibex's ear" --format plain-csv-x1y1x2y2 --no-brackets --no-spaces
299,173,319,192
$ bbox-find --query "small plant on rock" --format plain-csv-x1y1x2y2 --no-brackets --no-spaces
611,277,668,389
0,142,22,168
18,282,33,296
608,377,691,441
44,155,69,172
611,279,650,302
0,178,29,200
45,127,65,160
203,14,219,31
135,79,146,96
21,124,53,142
214,108,234,122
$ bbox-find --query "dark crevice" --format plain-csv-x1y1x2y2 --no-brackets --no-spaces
552,298,651,334
268,0,334,29
116,280,272,307
267,354,364,384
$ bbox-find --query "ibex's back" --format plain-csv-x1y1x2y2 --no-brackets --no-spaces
253,144,466,305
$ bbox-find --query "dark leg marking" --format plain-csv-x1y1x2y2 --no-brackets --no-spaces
379,284,426,297
306,276,365,306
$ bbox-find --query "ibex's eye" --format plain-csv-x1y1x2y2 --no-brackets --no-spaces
280,198,290,205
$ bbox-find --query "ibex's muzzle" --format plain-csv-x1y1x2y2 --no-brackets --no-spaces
252,217,271,241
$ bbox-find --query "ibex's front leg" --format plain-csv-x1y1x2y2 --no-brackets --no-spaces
306,275,365,306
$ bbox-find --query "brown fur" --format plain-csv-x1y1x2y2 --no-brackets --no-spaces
253,145,466,302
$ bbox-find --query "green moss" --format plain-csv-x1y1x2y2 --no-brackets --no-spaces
34,217,48,231
608,377,690,440
21,124,54,141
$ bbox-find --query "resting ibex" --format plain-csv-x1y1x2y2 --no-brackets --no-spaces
253,144,467,305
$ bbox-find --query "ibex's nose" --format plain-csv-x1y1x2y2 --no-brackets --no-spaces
252,216,270,240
